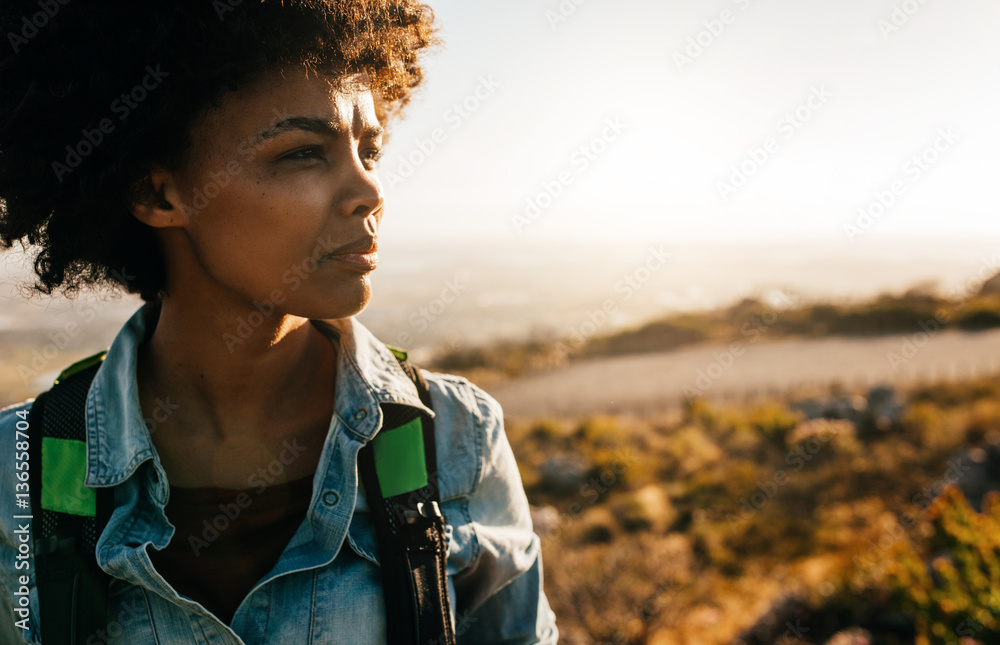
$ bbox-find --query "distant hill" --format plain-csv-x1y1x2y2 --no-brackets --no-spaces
431,289,1000,381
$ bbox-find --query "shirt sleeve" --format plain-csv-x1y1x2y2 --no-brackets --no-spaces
447,384,558,645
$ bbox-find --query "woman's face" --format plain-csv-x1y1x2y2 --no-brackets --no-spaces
148,66,385,321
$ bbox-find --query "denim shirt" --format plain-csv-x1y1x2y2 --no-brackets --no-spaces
0,304,558,644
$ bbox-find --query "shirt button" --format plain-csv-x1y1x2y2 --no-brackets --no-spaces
322,491,340,506
353,409,368,422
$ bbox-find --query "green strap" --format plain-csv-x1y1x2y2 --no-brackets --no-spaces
372,417,428,497
55,350,107,385
44,351,105,517
374,343,426,497
384,345,408,362
41,437,96,517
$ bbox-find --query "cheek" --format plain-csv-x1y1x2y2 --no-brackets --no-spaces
186,173,329,285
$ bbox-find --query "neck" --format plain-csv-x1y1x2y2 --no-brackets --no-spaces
136,290,338,443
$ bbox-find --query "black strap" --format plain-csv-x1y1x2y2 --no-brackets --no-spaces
359,361,457,645
29,363,113,645
29,353,455,644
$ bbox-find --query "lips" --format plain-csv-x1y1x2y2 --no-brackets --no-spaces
323,237,378,271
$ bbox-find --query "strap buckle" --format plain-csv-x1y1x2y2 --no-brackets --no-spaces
403,500,442,524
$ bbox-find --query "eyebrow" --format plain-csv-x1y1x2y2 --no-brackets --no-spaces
254,116,384,143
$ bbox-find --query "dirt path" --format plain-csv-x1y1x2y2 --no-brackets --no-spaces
487,329,1000,418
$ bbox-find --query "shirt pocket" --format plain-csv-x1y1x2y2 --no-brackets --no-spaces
318,554,386,643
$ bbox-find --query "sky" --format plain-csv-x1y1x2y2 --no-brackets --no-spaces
374,0,1000,247
3,0,1000,350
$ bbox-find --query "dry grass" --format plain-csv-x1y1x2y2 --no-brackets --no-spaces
512,378,1000,644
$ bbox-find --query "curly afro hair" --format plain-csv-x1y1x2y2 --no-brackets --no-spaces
0,0,439,302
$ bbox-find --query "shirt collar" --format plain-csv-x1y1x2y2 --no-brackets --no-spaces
85,301,432,488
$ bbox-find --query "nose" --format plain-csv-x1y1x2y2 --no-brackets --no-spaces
339,154,383,224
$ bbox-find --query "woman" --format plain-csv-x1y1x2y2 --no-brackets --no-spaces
0,1,557,643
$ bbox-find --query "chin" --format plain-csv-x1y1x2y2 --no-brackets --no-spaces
300,281,372,321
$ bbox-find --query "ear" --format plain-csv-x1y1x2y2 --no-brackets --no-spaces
130,167,191,228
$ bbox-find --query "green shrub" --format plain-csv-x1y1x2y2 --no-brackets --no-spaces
886,487,1000,644
747,401,802,444
684,397,720,429
527,418,565,445
610,485,677,534
573,507,617,545
664,425,723,478
575,416,628,448
586,319,708,356
955,306,1000,331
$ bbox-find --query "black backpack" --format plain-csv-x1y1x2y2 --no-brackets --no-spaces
28,347,456,645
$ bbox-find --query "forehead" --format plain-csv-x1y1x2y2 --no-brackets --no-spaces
190,68,379,157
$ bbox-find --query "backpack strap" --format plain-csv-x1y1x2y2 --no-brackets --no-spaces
28,351,114,645
358,353,457,645
29,346,456,645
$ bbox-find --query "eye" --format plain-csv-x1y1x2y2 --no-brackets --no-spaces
361,148,383,169
282,146,325,162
